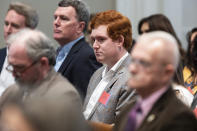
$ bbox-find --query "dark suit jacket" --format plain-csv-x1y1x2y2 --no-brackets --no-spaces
0,47,6,73
191,93,197,110
114,87,197,131
58,38,102,100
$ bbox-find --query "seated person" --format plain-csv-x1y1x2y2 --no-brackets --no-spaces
114,31,197,131
83,10,136,124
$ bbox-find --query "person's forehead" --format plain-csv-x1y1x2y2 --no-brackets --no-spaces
91,25,108,36
5,10,26,26
55,6,76,15
6,10,25,20
141,22,149,30
191,32,197,42
132,41,161,61
9,43,29,62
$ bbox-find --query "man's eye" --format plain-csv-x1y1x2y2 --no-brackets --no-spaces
12,23,20,29
4,21,9,26
97,38,105,43
90,38,95,45
139,60,151,67
91,38,95,43
60,16,69,21
13,65,24,70
54,16,57,20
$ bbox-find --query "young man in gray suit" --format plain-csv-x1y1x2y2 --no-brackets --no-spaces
83,10,136,124
115,31,197,131
0,29,88,131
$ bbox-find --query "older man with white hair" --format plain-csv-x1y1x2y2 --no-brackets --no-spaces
0,28,88,131
115,31,197,131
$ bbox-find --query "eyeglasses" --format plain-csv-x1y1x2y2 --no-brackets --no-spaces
6,61,38,76
130,58,152,68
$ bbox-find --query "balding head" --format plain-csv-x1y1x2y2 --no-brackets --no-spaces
137,31,179,69
7,28,56,66
128,31,179,98
6,29,56,87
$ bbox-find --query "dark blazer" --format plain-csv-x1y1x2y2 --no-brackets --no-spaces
191,93,197,110
83,55,136,124
0,47,6,73
58,38,102,100
114,87,197,131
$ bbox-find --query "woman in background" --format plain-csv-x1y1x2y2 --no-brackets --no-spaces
183,27,197,96
137,14,193,106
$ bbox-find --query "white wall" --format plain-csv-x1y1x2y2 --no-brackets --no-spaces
0,0,115,48
116,0,197,49
0,0,61,48
1,0,196,49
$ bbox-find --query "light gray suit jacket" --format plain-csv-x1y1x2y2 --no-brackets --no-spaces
83,55,136,124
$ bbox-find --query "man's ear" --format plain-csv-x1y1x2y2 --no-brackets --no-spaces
40,57,49,66
77,21,85,33
163,64,175,82
116,35,124,47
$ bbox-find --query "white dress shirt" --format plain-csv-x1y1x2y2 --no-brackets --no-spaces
0,54,15,96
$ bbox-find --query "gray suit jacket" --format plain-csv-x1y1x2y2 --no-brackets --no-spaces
83,55,136,124
0,69,89,131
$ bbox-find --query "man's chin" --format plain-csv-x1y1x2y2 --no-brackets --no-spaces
128,79,137,88
15,78,30,88
16,81,27,87
128,81,142,90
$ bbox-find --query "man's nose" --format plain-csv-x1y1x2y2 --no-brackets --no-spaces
5,24,12,33
54,17,60,26
129,62,138,74
92,40,99,49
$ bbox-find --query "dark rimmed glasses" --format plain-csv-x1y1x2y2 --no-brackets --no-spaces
6,61,38,76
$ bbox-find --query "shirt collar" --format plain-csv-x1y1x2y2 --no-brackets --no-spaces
60,35,84,55
102,52,129,78
137,86,169,115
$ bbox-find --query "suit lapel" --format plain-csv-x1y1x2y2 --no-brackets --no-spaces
104,55,130,92
0,48,7,73
58,38,84,73
137,88,174,131
88,55,131,119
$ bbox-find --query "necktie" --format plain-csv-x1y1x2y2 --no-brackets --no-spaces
125,102,142,131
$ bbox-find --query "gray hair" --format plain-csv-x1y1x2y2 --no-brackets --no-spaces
58,0,89,32
7,28,56,66
138,31,180,69
8,1,39,29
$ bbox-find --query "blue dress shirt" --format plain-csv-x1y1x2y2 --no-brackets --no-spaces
54,36,84,71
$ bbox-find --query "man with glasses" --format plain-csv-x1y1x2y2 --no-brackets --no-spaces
0,29,88,131
115,31,197,131
0,1,39,95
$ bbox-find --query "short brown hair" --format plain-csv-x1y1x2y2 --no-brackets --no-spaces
8,2,39,29
89,10,132,51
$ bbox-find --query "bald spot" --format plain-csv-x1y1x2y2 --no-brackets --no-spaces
137,37,178,68
8,41,30,65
